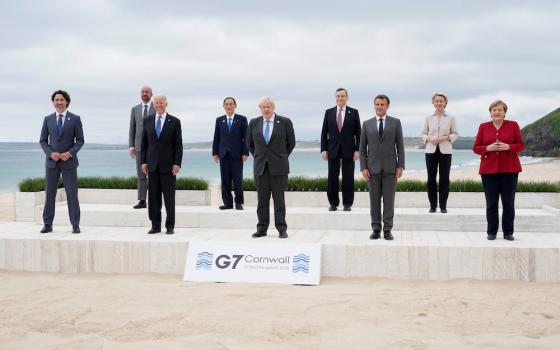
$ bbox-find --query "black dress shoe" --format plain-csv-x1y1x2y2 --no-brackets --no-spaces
487,234,497,240
133,200,147,209
252,231,267,238
343,206,351,211
429,208,436,213
219,205,233,210
328,206,337,211
279,231,288,239
384,230,394,240
370,230,381,240
504,235,514,241
166,228,174,234
148,228,161,234
235,204,244,210
72,226,80,234
440,208,448,213
40,224,52,233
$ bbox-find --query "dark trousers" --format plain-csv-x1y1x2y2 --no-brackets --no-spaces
135,150,147,201
148,170,176,230
425,146,452,209
481,173,518,236
255,163,288,233
327,153,355,207
43,165,80,226
219,153,244,206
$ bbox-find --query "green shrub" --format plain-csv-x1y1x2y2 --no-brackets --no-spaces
241,177,560,192
19,176,209,192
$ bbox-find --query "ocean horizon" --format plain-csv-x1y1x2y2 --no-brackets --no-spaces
0,146,543,192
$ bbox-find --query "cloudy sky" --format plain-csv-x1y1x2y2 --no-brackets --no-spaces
2,0,559,143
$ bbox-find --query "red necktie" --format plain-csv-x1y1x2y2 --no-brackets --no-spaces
337,108,343,132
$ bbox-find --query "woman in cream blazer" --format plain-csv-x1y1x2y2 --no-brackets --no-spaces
421,92,459,213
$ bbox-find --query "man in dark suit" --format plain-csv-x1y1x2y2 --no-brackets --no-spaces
128,85,155,209
321,88,361,211
212,97,249,210
359,95,405,240
39,90,85,234
246,97,296,239
141,95,183,234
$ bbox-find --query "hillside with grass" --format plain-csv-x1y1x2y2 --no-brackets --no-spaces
522,108,560,157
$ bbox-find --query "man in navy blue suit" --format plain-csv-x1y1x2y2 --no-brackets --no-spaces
320,88,361,212
39,90,85,234
141,95,183,235
212,97,249,210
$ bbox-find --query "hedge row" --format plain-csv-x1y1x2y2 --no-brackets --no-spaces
19,176,208,192
19,176,560,193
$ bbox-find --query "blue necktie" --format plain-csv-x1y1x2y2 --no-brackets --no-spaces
57,115,63,135
156,116,162,139
264,120,271,144
227,118,232,131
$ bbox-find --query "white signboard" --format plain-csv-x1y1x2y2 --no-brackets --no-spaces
184,241,321,285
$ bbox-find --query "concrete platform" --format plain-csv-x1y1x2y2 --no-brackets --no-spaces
1,222,559,282
41,203,560,233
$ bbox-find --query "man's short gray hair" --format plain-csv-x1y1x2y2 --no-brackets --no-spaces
258,96,275,109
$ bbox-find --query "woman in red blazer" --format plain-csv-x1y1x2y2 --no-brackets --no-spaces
473,100,524,241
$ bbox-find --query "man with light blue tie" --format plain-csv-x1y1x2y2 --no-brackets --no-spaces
246,97,296,239
39,90,84,234
212,97,249,210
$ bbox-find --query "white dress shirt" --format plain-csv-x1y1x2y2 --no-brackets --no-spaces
55,109,68,127
155,112,167,129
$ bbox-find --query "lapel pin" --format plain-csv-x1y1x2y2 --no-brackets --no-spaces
277,120,280,124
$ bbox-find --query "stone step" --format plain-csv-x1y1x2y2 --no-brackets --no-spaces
39,203,560,233
1,222,559,282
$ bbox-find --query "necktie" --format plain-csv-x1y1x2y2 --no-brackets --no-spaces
143,104,148,119
156,116,162,139
379,118,384,138
337,109,343,132
264,119,271,144
227,118,233,131
57,115,63,135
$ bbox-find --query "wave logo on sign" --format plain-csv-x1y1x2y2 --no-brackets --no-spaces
292,254,310,273
195,251,213,271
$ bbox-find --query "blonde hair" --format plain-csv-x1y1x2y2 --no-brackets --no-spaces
432,92,448,105
258,96,275,109
488,100,508,113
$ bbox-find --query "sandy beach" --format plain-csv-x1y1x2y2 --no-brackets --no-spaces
402,158,560,182
1,272,559,350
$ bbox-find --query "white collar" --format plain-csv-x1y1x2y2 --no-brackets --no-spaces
263,113,275,122
55,110,68,118
226,114,235,119
376,115,387,121
156,112,167,119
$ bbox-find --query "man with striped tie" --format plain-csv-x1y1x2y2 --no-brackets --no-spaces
141,95,183,235
246,97,295,239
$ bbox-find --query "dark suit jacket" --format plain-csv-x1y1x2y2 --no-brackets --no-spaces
212,114,249,159
247,115,296,176
473,120,524,174
39,112,84,169
320,106,361,159
359,116,405,174
141,113,183,173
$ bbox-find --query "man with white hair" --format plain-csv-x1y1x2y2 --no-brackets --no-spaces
141,95,183,235
246,97,296,239
128,85,155,209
